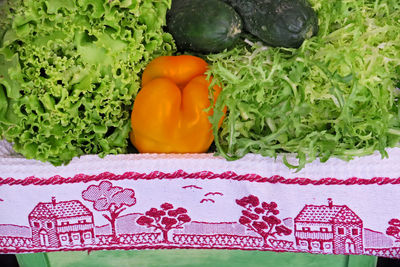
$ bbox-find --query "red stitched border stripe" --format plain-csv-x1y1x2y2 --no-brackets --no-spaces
1,170,400,186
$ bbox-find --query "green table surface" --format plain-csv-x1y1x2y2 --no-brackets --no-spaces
16,250,377,267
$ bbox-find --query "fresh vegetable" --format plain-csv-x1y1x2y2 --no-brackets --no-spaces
0,0,175,165
167,0,243,53
130,55,224,153
224,0,318,48
207,0,400,169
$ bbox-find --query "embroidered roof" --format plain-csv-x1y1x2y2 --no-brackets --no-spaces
29,200,92,219
295,205,362,224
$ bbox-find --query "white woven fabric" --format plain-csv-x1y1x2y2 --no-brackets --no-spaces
1,140,400,258
1,139,400,180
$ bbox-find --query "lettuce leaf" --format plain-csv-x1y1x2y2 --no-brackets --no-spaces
0,0,175,165
207,0,400,170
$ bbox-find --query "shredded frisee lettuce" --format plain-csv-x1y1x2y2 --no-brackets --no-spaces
207,0,400,169
0,0,175,165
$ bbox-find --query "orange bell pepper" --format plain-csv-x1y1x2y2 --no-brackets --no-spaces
130,55,224,153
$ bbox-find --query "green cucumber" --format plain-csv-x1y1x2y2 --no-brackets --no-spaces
224,0,319,48
167,0,243,53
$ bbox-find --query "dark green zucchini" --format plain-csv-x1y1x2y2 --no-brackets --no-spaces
224,0,319,48
167,0,243,53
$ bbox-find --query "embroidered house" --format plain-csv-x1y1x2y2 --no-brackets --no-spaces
29,197,95,248
294,199,363,254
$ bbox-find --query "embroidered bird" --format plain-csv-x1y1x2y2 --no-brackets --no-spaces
204,192,223,197
182,185,202,190
200,198,215,203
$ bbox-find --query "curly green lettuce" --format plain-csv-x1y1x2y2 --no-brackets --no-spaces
0,0,175,165
207,0,400,169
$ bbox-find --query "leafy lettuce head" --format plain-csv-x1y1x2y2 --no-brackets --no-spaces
0,0,175,165
207,0,400,170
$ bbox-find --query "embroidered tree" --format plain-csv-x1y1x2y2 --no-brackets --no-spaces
386,218,400,243
236,195,292,247
82,181,136,242
137,203,191,243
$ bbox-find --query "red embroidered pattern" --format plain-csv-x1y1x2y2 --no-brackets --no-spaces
2,180,400,258
0,170,399,186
